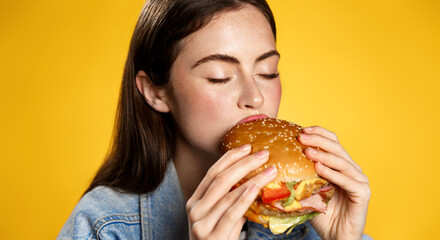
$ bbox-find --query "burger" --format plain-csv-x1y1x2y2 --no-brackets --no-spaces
221,118,334,235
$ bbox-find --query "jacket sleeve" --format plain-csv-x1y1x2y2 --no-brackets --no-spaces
57,209,96,240
56,186,142,240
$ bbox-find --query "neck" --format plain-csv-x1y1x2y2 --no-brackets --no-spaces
173,134,219,201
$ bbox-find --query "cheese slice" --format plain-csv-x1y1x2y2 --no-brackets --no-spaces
283,199,302,212
265,182,282,189
295,178,328,201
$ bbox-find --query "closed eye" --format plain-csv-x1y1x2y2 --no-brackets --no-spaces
207,77,231,84
258,73,279,79
208,73,279,84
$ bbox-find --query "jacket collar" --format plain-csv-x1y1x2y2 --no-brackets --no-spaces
140,160,189,240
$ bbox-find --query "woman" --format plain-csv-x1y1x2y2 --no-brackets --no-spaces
58,0,371,239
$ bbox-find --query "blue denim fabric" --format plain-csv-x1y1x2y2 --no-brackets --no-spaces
246,221,373,240
58,161,372,240
246,220,321,240
57,161,188,240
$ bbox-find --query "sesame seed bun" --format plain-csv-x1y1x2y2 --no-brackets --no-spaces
221,118,318,183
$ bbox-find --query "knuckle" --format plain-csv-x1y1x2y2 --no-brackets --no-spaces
188,207,200,223
362,183,372,197
205,167,218,180
363,175,370,184
186,199,199,212
186,200,193,212
191,222,206,239
223,210,236,224
213,172,229,186
330,131,338,141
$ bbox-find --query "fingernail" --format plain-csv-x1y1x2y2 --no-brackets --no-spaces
303,127,313,133
299,133,309,140
263,166,277,176
240,144,251,151
256,150,269,159
308,147,317,155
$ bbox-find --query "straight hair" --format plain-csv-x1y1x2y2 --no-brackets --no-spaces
85,0,276,195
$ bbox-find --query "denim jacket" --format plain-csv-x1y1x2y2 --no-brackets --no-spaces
57,161,372,240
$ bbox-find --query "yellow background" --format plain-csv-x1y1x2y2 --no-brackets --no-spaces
1,0,439,239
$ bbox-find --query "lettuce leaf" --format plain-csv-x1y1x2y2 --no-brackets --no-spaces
282,181,297,207
268,212,320,235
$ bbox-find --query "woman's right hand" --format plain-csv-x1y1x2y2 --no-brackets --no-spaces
186,144,277,240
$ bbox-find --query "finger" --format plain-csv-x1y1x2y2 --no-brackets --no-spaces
298,133,346,158
298,133,361,171
199,166,277,231
188,150,270,222
305,147,367,183
315,162,370,200
188,144,252,207
229,217,247,240
212,184,260,238
302,125,338,142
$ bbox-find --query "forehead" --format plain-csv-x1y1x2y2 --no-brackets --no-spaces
177,4,276,61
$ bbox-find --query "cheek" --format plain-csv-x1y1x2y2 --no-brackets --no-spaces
171,84,234,151
262,80,282,114
273,81,282,102
176,87,230,119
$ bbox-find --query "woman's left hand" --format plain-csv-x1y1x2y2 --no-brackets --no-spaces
298,126,371,240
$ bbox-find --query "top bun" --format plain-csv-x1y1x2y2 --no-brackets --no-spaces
221,118,318,183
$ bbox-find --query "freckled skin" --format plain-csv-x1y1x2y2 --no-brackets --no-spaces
169,5,281,159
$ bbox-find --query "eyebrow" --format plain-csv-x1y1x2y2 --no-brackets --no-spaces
191,50,280,69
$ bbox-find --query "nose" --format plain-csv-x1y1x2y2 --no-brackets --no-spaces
237,77,264,109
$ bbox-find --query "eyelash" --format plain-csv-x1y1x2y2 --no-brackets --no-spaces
208,77,231,84
207,73,279,84
260,73,280,79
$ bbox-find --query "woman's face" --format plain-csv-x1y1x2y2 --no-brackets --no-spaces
168,5,281,157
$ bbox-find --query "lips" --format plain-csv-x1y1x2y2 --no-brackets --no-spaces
238,114,269,124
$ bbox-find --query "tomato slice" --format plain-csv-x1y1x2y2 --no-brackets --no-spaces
261,183,291,203
319,184,333,193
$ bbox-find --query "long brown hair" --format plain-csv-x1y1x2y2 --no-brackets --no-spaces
85,0,276,195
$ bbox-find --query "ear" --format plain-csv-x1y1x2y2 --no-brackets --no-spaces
135,70,171,113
